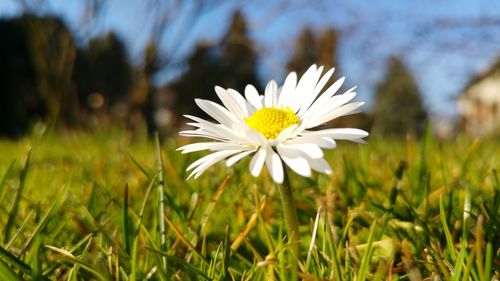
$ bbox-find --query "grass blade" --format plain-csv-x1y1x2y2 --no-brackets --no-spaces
163,214,209,265
0,246,32,275
200,177,230,236
222,225,231,280
123,184,131,256
452,243,466,281
325,218,342,281
0,259,21,281
45,245,111,281
0,160,16,206
147,248,213,281
127,153,152,181
4,149,31,242
484,242,492,281
305,207,321,270
129,175,156,281
21,185,67,255
440,196,457,261
155,132,168,272
357,220,377,281
5,210,34,250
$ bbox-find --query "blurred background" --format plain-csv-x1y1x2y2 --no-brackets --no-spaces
1,0,500,139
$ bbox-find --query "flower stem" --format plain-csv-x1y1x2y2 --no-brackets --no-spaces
278,166,300,262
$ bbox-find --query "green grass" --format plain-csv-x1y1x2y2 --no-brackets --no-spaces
0,128,499,280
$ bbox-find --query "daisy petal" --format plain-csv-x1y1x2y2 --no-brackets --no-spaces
317,102,365,125
183,115,247,143
281,156,311,177
297,66,333,117
242,126,266,146
310,76,346,108
289,135,336,149
195,99,240,128
304,91,357,126
289,65,319,112
187,150,240,173
277,145,311,177
278,71,297,107
275,124,299,141
245,84,262,111
226,150,255,167
264,80,278,107
307,157,332,174
249,148,266,177
215,86,247,118
304,128,369,140
227,88,252,117
187,151,237,180
179,130,227,141
190,150,241,179
320,90,357,114
178,142,221,153
265,146,284,184
278,144,330,176
280,143,324,159
178,142,250,154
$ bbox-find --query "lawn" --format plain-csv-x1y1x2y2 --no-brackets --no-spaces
0,128,498,280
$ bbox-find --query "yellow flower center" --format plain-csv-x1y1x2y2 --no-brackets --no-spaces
245,107,300,139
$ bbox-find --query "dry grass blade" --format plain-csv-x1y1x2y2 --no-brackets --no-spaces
305,207,321,270
46,244,111,281
163,214,210,265
231,199,266,252
200,176,231,236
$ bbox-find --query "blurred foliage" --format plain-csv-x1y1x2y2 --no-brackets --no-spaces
0,15,78,137
74,32,133,111
286,26,370,131
372,57,428,137
287,27,339,76
0,16,38,138
172,10,260,123
0,15,133,137
0,9,434,138
21,15,80,128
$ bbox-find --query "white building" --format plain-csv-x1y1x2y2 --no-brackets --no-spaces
457,60,500,136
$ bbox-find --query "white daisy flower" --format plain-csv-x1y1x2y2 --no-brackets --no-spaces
178,64,369,183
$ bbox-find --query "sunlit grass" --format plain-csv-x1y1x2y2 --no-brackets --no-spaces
0,128,498,280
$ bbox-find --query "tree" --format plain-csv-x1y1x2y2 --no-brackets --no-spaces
286,27,316,75
286,26,362,129
22,15,80,127
172,42,224,122
287,26,340,76
172,10,260,124
0,18,38,137
74,32,133,111
220,10,260,90
316,27,339,72
372,57,427,137
0,14,80,137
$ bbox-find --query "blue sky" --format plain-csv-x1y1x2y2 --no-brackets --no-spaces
2,0,500,121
